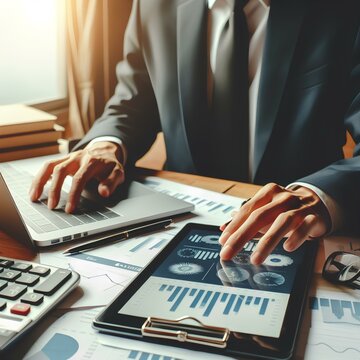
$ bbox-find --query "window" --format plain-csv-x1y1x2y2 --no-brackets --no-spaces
0,0,66,107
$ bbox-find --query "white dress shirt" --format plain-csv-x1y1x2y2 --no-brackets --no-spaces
90,0,342,231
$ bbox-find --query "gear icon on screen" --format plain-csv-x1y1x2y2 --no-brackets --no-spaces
263,254,293,267
169,263,204,275
232,253,251,265
253,272,285,287
200,234,220,245
177,248,198,258
217,267,250,283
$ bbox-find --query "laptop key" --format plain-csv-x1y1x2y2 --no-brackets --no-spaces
58,215,83,226
87,212,106,221
40,224,58,232
34,269,72,296
102,209,120,219
75,214,95,224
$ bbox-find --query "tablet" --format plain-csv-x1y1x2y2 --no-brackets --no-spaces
93,223,317,359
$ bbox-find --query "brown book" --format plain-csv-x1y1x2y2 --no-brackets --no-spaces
0,142,60,163
0,104,57,136
0,124,64,150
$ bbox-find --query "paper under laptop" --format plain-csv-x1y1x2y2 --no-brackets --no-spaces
0,155,194,247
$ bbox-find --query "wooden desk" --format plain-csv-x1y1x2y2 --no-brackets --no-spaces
0,169,324,271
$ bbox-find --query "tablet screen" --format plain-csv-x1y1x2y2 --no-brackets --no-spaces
118,227,306,338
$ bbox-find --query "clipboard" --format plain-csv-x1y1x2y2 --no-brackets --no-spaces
93,223,317,359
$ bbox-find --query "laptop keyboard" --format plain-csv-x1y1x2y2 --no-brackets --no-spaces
0,164,120,234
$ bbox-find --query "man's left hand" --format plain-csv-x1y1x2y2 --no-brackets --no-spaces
218,183,331,265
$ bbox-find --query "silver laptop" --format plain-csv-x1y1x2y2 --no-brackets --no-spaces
0,155,194,247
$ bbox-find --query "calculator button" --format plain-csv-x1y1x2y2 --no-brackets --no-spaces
16,274,40,287
10,263,32,272
21,293,44,306
0,284,27,300
29,266,50,277
0,280,7,291
0,314,31,332
0,270,21,281
34,269,72,296
0,260,14,268
0,300,6,311
11,303,31,316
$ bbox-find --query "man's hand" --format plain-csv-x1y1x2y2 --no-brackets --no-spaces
218,183,331,265
29,141,125,213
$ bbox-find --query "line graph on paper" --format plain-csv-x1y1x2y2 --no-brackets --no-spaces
67,263,128,291
40,252,135,308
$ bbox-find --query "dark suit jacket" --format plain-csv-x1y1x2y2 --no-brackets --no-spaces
76,0,360,233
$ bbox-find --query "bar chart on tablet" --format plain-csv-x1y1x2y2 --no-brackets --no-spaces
159,283,271,316
119,277,290,338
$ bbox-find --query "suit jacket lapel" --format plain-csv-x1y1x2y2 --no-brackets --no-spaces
254,0,308,180
177,0,209,171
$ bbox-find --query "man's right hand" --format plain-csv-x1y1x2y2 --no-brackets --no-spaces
29,141,125,213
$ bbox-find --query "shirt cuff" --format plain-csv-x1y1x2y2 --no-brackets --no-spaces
286,182,343,233
88,136,127,164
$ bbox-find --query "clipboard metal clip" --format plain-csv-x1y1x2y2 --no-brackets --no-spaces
141,315,230,348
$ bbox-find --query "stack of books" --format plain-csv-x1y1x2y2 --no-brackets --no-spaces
0,104,64,162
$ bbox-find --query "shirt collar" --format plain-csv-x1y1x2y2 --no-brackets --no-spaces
208,0,270,10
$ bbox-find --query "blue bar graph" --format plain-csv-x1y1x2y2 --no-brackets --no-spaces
150,239,167,250
170,287,189,311
200,291,212,308
234,295,244,313
190,289,205,308
309,296,360,325
209,204,224,212
223,206,235,214
245,296,253,305
204,292,221,316
224,294,237,315
129,237,167,253
163,284,271,317
260,298,269,315
128,351,175,360
130,237,153,252
168,286,181,301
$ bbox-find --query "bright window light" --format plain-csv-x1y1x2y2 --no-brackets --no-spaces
0,0,66,105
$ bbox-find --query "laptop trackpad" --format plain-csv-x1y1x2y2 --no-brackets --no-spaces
82,180,154,208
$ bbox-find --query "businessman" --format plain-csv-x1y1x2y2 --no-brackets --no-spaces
30,0,360,264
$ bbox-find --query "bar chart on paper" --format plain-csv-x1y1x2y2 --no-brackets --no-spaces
129,236,168,253
302,286,360,359
309,296,360,326
120,277,290,338
142,177,245,220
